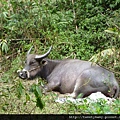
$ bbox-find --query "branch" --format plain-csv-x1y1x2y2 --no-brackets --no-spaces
71,0,78,33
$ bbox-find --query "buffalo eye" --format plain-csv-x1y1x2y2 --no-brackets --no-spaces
30,61,35,65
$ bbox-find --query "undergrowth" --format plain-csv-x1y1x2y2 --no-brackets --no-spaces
0,55,120,114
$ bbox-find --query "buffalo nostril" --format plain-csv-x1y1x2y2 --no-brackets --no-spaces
19,72,23,77
19,71,27,79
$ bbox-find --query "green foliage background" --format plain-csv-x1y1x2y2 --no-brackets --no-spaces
0,0,120,114
1,0,120,58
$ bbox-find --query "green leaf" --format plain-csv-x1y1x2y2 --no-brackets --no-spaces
35,85,42,97
1,42,8,53
36,97,44,110
26,92,30,101
31,84,44,110
2,12,8,18
17,81,24,99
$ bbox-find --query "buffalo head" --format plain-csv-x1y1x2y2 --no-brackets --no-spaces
18,46,52,80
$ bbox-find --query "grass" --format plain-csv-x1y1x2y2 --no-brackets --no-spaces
0,56,120,114
0,78,120,114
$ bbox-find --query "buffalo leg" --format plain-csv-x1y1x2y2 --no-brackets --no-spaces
68,72,91,99
42,81,60,94
67,81,85,98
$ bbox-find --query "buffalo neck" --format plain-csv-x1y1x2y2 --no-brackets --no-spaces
40,59,61,80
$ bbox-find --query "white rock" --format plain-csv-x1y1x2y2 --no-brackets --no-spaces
55,92,115,104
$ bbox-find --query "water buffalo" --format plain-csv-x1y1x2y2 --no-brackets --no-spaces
18,46,119,99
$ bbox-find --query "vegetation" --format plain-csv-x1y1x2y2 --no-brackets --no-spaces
0,0,120,114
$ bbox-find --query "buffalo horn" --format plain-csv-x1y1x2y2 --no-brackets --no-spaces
35,46,52,59
27,46,33,55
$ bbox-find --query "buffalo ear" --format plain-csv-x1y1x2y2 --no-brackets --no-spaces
41,59,48,66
